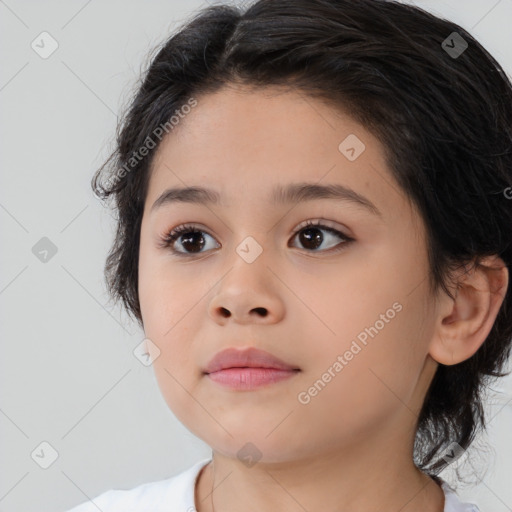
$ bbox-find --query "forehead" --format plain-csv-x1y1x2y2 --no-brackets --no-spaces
145,84,411,224
162,84,366,155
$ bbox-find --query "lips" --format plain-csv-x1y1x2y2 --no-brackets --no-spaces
203,347,300,374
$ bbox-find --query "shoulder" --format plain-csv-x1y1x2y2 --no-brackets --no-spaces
64,457,211,512
438,478,482,512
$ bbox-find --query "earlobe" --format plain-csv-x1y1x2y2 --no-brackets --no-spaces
428,255,509,366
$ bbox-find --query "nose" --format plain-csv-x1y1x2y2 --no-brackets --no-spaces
207,264,285,325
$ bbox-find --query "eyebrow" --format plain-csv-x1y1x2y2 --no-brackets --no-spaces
150,182,382,217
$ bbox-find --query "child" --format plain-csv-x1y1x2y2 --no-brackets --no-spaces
67,0,511,510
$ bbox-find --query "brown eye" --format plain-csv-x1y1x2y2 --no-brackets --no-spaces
289,221,354,253
159,224,219,255
159,220,354,257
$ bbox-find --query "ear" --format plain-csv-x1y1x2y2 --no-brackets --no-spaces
429,255,509,366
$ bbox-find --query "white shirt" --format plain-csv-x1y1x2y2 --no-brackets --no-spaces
65,457,481,512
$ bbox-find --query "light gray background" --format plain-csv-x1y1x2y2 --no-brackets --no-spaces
1,1,511,511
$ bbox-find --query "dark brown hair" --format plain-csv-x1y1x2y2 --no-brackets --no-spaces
92,0,512,479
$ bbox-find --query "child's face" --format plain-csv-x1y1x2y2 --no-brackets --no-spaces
138,84,441,462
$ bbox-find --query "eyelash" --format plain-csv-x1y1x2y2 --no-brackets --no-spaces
158,220,355,257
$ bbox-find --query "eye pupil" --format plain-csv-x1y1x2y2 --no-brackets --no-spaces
181,232,205,253
300,227,323,250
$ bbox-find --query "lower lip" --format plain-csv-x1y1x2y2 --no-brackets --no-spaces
206,368,299,390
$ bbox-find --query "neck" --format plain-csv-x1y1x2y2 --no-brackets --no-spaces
195,440,445,512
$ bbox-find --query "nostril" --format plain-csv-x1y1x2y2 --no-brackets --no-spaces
219,307,230,318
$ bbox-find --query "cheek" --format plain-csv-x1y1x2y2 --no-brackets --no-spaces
139,245,193,333
138,260,201,383
292,313,424,448
302,268,429,415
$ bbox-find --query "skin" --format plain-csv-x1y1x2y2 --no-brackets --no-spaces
138,83,509,512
